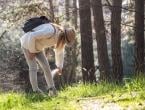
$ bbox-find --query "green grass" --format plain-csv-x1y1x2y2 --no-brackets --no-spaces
0,76,145,110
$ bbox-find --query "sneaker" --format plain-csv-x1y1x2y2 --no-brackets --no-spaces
48,87,58,97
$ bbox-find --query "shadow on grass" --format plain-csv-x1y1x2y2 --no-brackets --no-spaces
24,92,52,103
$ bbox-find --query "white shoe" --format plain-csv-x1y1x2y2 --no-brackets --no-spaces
48,87,58,97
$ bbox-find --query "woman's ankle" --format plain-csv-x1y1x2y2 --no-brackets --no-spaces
48,87,57,96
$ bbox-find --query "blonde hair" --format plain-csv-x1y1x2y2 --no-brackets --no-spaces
51,23,75,49
56,32,66,49
64,28,75,45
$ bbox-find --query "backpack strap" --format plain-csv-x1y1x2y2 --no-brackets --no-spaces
51,23,56,35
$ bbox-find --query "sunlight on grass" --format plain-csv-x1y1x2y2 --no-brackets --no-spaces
0,76,145,110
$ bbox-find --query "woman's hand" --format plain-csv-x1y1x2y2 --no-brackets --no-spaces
52,68,62,78
55,67,62,75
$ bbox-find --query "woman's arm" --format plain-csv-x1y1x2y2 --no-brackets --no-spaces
54,47,65,74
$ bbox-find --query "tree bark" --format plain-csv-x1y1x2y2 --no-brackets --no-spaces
111,0,123,83
79,0,96,82
91,0,110,81
72,0,78,29
48,0,55,22
65,0,70,21
134,0,144,74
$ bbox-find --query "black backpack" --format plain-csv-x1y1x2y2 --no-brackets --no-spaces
22,16,51,33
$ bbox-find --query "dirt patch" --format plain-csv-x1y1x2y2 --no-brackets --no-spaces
77,97,145,110
78,98,123,110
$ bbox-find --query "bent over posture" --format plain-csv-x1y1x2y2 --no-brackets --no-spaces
20,22,75,96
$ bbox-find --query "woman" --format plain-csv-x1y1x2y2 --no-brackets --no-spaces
20,22,75,96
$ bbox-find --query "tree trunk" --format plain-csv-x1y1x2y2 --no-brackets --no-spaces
134,0,144,74
65,0,70,21
79,0,96,82
72,0,78,29
91,0,110,82
48,0,55,21
111,0,123,83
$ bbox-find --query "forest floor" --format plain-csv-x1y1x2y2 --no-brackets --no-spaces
0,76,145,110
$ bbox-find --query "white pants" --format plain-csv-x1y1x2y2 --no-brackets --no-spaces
22,48,55,91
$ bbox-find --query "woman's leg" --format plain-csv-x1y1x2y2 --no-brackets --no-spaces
35,52,55,89
22,48,39,91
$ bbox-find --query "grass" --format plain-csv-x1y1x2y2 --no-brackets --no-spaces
0,76,145,110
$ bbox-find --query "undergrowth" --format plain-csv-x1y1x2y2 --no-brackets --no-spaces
0,76,145,110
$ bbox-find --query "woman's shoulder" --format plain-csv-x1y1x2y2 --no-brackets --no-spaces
33,23,52,31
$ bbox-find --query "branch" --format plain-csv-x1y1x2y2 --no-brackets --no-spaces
105,20,145,32
0,2,51,23
0,30,7,40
